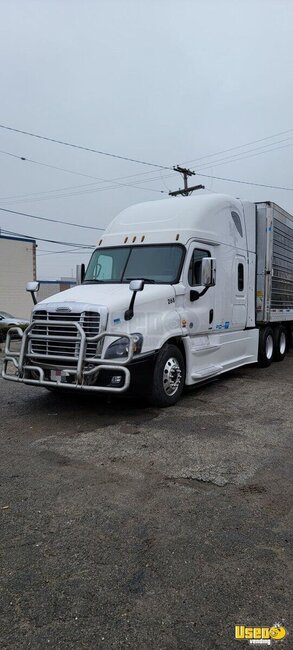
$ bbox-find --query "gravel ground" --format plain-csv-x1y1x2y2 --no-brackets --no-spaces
0,348,292,649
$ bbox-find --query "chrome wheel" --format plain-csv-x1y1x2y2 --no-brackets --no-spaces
163,357,182,396
279,331,286,355
266,334,274,360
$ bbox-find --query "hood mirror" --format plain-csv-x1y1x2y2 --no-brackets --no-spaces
26,281,40,305
125,279,145,321
129,279,144,292
76,263,85,285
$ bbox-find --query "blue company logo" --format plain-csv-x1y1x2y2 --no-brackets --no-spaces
216,321,230,330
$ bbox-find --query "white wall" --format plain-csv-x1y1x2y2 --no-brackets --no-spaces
0,238,36,318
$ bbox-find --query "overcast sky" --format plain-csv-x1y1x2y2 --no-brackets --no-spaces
0,0,292,279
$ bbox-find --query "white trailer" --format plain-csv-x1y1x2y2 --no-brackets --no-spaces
3,194,293,406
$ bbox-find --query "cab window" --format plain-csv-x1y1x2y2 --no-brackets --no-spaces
188,249,210,286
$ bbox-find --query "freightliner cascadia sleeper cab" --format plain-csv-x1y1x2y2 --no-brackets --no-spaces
3,194,293,406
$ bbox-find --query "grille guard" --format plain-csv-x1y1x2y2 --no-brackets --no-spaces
2,321,135,393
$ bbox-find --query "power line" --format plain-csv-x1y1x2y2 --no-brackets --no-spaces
0,148,170,204
0,148,119,181
2,124,292,177
0,123,171,170
1,228,95,248
194,138,293,171
0,147,168,183
2,123,293,201
183,126,293,165
130,137,293,189
37,247,90,257
0,179,164,206
0,149,165,202
0,206,104,230
195,171,293,191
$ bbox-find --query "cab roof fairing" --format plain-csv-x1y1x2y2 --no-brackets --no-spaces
99,194,248,249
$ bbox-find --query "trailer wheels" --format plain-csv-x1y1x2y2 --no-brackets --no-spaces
258,326,274,367
273,325,287,362
149,344,185,407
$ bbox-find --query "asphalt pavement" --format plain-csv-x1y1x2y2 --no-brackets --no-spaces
0,349,292,649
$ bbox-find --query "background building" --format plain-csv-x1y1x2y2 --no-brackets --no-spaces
37,278,76,302
0,234,37,318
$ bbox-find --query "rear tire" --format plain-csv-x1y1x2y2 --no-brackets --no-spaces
273,325,287,362
149,344,185,407
258,326,274,367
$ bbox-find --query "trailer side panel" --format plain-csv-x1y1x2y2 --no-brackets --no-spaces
256,202,293,323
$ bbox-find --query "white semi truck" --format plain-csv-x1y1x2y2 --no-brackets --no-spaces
3,194,293,406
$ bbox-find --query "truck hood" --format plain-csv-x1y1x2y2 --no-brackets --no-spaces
36,282,176,313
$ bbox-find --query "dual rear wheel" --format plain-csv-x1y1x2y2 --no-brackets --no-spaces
258,325,288,367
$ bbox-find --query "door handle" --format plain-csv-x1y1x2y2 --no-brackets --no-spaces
209,309,214,324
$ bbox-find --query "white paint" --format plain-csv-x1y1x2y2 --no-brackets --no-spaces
8,193,290,394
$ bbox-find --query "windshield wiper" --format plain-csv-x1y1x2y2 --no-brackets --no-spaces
83,279,105,284
124,277,156,284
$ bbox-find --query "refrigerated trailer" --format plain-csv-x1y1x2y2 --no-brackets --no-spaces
3,194,293,406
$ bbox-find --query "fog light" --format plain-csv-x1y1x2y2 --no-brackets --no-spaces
111,375,123,385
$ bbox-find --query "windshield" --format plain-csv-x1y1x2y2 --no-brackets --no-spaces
84,244,185,284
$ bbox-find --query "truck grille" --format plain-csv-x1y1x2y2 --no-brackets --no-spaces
30,310,101,359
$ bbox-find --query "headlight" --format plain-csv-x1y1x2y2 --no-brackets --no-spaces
105,333,143,359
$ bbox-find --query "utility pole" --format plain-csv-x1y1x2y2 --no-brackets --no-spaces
169,165,205,197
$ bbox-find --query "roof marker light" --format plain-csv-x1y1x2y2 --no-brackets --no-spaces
176,233,180,241
99,239,103,245
132,236,136,242
141,235,145,242
124,236,128,243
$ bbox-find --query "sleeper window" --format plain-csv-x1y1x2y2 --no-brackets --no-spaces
231,211,243,237
238,263,244,292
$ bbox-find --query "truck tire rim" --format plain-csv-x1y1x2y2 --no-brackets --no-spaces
266,334,273,360
163,357,182,396
279,331,286,355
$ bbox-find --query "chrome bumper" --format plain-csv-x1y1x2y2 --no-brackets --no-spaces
2,321,135,393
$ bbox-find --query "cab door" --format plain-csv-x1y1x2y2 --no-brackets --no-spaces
183,245,216,335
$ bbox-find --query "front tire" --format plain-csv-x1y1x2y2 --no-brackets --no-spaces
258,326,274,367
273,325,287,362
149,344,185,407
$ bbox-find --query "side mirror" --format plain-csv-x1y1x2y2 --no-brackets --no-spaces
201,258,216,287
26,281,40,305
190,290,200,302
129,279,144,292
125,280,145,321
76,263,85,285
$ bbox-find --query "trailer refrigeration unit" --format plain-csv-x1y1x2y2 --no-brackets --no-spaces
3,194,293,406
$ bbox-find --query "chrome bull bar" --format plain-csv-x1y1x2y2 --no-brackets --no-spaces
2,321,135,393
